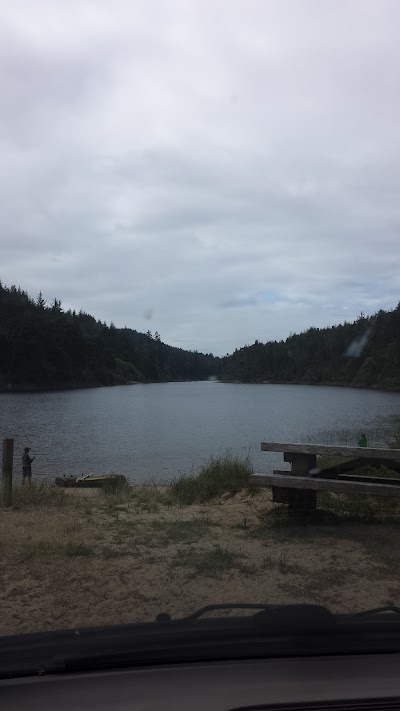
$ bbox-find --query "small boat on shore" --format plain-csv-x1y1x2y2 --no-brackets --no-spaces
55,473,127,489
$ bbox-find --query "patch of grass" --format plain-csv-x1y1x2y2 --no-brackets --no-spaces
386,586,400,602
20,540,95,561
318,455,400,480
63,542,95,557
9,484,79,511
150,518,216,544
101,477,129,495
101,545,130,559
318,492,399,522
349,526,400,575
388,429,400,450
309,564,352,593
20,541,63,561
281,563,354,601
257,505,292,529
170,454,253,505
278,553,302,574
317,455,347,471
254,491,399,532
261,553,276,570
110,526,157,547
109,518,138,530
138,501,160,513
231,514,249,530
245,493,400,552
101,483,168,512
171,544,254,577
252,506,312,541
238,508,305,544
261,552,304,574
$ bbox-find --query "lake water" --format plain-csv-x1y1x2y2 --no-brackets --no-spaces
1,382,400,484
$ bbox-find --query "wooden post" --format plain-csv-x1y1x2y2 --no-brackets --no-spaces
2,438,14,509
284,451,316,515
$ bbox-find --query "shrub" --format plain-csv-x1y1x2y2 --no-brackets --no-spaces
170,454,253,505
171,544,253,576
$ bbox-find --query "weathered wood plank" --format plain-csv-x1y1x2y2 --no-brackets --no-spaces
339,473,400,487
251,472,400,497
271,469,400,487
261,442,400,459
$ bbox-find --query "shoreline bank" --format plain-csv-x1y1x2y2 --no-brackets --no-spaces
1,484,400,635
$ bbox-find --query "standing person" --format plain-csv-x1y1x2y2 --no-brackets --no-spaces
358,433,368,448
22,447,35,484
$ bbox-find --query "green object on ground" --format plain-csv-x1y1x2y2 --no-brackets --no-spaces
358,434,368,447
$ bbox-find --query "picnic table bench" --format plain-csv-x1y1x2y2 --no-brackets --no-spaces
250,442,400,515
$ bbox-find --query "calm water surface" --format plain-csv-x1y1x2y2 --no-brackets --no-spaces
1,382,399,483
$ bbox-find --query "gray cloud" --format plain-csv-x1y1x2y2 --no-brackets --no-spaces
1,0,400,355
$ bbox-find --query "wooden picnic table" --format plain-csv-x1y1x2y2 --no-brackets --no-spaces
250,442,400,515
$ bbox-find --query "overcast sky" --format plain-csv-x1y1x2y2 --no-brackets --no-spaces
1,0,399,355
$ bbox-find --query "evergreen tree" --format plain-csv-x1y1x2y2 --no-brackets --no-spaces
51,297,63,312
0,281,218,390
37,291,46,308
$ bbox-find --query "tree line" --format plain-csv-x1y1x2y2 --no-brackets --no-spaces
0,282,218,390
2,279,399,392
220,305,400,389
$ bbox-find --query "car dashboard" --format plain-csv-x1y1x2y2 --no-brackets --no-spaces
1,651,400,711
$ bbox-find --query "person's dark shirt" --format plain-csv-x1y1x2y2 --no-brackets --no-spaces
22,453,33,468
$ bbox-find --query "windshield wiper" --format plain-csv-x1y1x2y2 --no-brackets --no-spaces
160,603,335,633
1,604,400,680
348,606,400,620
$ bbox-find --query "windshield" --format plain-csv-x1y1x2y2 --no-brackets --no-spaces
1,0,400,640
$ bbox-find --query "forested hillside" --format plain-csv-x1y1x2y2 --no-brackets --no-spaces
221,305,400,389
3,279,400,393
0,282,217,390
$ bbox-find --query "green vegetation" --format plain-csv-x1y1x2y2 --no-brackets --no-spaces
170,454,253,504
171,544,253,577
21,540,95,561
262,552,303,574
63,542,95,557
100,482,169,510
2,454,253,517
221,305,400,389
281,563,355,601
4,280,400,392
3,483,79,510
150,518,216,544
255,493,399,532
317,454,400,480
101,545,130,559
0,281,217,390
318,492,399,522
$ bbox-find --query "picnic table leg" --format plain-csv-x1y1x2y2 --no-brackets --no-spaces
284,452,317,515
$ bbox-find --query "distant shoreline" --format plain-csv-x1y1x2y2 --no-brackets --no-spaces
219,379,400,393
0,378,212,395
1,380,400,395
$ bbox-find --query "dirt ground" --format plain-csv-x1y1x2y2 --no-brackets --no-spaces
1,486,400,635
